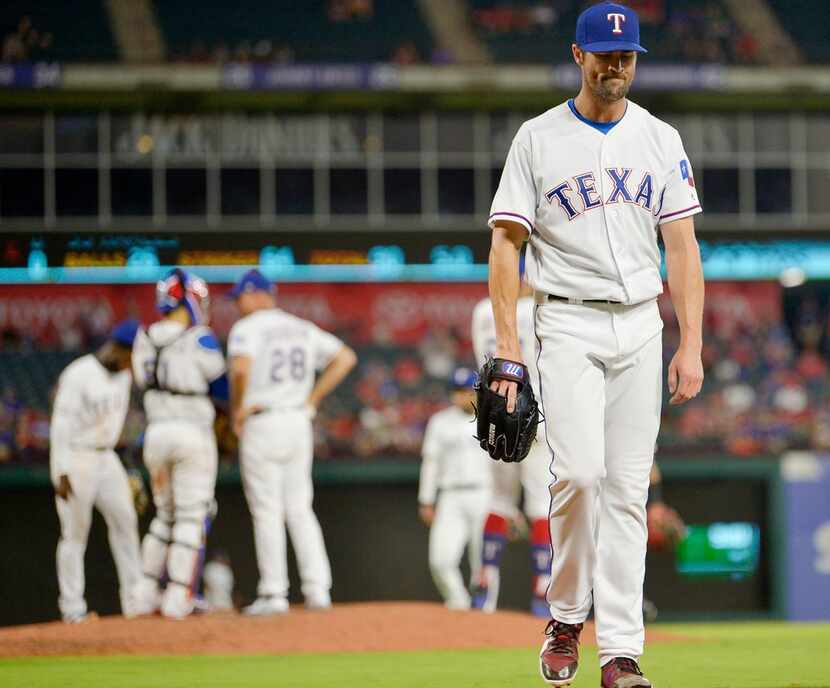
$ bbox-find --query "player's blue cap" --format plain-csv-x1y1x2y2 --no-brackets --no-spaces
451,367,478,389
110,319,140,348
228,269,272,298
575,2,647,54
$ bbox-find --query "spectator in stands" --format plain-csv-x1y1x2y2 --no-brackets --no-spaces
627,0,665,24
2,15,52,64
328,0,374,22
0,328,23,352
391,41,421,65
0,392,16,464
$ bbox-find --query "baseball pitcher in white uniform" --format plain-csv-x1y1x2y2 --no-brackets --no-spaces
488,4,704,686
227,269,357,615
419,367,492,610
132,269,228,619
470,281,553,617
50,320,146,623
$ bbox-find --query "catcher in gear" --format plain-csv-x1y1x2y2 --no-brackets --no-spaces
475,357,539,463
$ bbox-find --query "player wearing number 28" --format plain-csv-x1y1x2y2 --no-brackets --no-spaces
228,270,357,614
488,3,704,686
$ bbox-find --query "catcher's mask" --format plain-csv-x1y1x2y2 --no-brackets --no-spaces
156,268,210,325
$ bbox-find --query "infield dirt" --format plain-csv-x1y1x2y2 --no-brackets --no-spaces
0,601,688,657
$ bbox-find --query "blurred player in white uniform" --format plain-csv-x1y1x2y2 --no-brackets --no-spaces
203,550,235,611
50,320,145,623
132,269,228,619
418,368,492,610
470,274,552,617
227,270,357,615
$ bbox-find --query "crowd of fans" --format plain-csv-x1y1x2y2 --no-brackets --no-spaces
2,283,830,468
659,285,829,456
1,1,765,67
168,0,429,66
168,39,295,65
471,1,562,34
1,15,53,64
651,1,759,65
471,0,761,64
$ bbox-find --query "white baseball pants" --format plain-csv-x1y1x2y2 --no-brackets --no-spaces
240,409,331,603
139,421,217,617
55,450,143,619
429,487,490,609
534,297,662,665
489,439,552,522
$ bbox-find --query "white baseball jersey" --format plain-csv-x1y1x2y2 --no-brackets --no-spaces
472,296,540,389
489,100,701,305
419,406,493,505
227,308,343,411
49,354,131,480
132,320,226,426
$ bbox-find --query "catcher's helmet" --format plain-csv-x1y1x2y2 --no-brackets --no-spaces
156,268,210,325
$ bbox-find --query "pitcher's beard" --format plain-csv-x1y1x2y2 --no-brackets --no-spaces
591,77,629,103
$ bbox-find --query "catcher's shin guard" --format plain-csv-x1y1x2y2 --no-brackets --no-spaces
190,500,217,599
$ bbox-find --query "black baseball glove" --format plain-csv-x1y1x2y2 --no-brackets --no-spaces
474,357,539,462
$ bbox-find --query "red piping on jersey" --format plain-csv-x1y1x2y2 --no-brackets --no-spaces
489,211,533,229
660,204,701,220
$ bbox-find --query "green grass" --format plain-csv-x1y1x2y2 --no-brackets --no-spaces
1,622,828,688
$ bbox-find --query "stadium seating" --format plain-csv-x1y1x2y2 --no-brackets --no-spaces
468,0,748,64
0,1,820,66
0,286,824,467
155,0,434,63
0,1,117,62
766,0,830,63
0,351,74,410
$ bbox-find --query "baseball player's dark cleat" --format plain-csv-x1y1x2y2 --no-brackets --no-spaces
539,619,583,685
600,657,652,688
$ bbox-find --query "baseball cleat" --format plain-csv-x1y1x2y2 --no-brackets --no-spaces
192,595,212,615
243,596,289,616
539,619,583,685
160,584,195,620
62,611,98,624
600,657,652,688
304,593,332,611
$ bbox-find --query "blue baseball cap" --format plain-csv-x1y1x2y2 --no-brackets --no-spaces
575,2,647,54
228,269,272,298
451,367,478,390
110,319,140,348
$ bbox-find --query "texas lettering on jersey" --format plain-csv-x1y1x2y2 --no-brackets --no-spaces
545,168,662,221
489,100,701,304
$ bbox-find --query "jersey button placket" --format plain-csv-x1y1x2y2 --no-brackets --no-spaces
600,136,630,303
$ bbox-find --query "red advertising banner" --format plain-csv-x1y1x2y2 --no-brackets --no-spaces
0,283,490,346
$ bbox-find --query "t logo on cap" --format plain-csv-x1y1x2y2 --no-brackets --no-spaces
607,12,626,34
574,2,647,54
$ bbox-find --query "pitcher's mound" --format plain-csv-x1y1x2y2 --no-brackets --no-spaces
0,602,685,657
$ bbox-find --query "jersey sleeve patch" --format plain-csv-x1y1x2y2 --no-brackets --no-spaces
197,332,222,352
679,159,695,187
